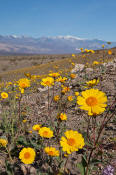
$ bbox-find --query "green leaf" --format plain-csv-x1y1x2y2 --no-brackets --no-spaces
29,139,40,149
82,155,87,167
82,132,88,141
85,141,93,147
77,155,87,175
16,136,28,146
5,160,14,175
77,163,85,175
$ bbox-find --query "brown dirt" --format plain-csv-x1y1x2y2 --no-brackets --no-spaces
0,48,116,174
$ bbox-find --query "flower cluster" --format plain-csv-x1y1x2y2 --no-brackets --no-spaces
41,77,54,87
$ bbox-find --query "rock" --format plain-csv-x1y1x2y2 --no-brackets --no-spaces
30,166,37,175
71,64,85,73
45,101,48,108
21,164,27,175
21,164,36,175
71,79,80,88
38,110,42,115
103,60,116,68
85,68,93,72
38,86,48,92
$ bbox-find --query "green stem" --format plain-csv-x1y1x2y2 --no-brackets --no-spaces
18,95,22,121
5,146,13,163
48,86,50,110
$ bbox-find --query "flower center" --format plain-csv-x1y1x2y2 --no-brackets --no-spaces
36,127,40,130
86,96,98,106
88,83,93,87
60,114,63,119
21,83,26,88
24,152,30,159
43,131,48,136
49,151,54,156
67,138,75,146
45,81,50,85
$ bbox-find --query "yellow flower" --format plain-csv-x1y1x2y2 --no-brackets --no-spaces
28,130,32,134
31,75,37,80
21,111,27,116
77,89,107,115
39,127,53,138
72,54,76,57
85,79,99,88
49,72,60,78
93,61,99,65
20,88,24,94
44,147,59,156
64,153,69,157
19,147,36,164
32,124,41,131
54,95,60,102
108,50,112,55
89,50,95,53
80,48,83,51
61,86,70,94
71,62,75,66
60,130,85,154
36,75,40,79
0,138,8,147
24,73,32,79
15,93,21,99
75,92,79,96
67,96,73,101
70,74,76,79
59,113,67,121
8,82,12,85
18,78,30,89
56,76,67,83
1,92,8,99
41,77,54,87
102,44,105,48
81,50,84,53
22,119,27,123
85,49,90,53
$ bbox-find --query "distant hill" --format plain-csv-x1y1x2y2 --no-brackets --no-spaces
0,35,116,54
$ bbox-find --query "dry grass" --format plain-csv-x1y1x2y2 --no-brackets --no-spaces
0,48,115,82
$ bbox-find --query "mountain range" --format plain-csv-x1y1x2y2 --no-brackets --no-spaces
0,35,116,55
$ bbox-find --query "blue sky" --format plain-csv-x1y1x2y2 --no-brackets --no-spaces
0,0,116,41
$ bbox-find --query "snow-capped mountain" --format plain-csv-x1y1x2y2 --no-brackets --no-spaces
47,35,86,40
0,35,115,54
